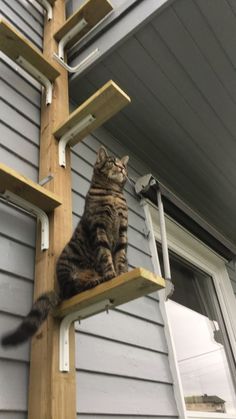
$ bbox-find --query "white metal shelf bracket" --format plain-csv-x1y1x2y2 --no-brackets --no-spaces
36,0,53,20
58,114,95,167
16,56,53,105
53,48,99,74
59,298,112,372
57,18,88,60
1,190,49,251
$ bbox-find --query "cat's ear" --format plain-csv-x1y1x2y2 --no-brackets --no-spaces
121,155,129,166
97,146,108,163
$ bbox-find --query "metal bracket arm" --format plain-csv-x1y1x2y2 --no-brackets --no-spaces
16,56,53,105
59,299,112,372
53,48,99,74
35,0,53,21
58,114,95,167
58,18,88,60
1,190,49,251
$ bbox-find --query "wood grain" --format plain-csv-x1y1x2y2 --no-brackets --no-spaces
0,18,60,81
54,0,113,48
0,163,62,212
55,268,165,318
54,80,131,146
28,1,76,419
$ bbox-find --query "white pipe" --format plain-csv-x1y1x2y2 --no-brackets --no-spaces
2,190,49,251
59,298,112,371
36,0,53,20
16,56,53,105
157,190,171,280
58,18,88,60
53,48,99,74
58,114,95,167
141,199,162,277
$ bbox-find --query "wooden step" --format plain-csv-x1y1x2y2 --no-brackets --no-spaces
54,0,113,49
0,163,62,212
54,80,130,147
55,268,165,319
0,18,60,81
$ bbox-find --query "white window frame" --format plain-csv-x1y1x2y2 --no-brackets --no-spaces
145,201,236,419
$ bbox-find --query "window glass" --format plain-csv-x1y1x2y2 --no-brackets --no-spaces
164,253,236,416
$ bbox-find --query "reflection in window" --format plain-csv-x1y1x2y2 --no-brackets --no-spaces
164,253,236,416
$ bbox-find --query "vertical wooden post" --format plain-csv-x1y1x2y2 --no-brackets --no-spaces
28,1,76,418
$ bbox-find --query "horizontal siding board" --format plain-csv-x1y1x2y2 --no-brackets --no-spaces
72,170,90,197
0,202,36,246
0,272,33,317
1,0,43,33
75,333,171,382
0,314,30,362
0,145,38,182
127,245,153,270
0,54,41,91
76,372,177,416
0,59,41,106
1,123,39,168
1,81,40,126
1,100,40,145
117,295,162,323
0,235,35,280
1,2,43,49
17,0,44,22
76,310,167,353
0,360,28,411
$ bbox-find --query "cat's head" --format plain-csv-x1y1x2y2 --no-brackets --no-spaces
94,146,129,186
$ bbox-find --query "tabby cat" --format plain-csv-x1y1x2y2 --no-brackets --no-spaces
1,146,129,347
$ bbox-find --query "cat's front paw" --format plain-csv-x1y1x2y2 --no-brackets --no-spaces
103,271,116,282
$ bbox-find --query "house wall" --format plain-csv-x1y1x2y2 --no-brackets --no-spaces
0,1,43,418
71,128,177,418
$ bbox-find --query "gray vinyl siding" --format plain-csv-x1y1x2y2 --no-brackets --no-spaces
71,127,177,418
0,1,43,418
0,0,44,50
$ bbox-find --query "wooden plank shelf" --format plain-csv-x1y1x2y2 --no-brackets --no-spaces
0,18,60,81
54,80,131,147
54,0,113,49
55,267,165,319
0,163,62,212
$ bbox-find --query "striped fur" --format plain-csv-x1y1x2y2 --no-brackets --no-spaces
1,147,129,347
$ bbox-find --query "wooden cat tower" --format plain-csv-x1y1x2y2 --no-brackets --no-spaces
0,1,165,418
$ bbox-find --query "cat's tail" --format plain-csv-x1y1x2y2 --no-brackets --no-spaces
1,291,60,347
